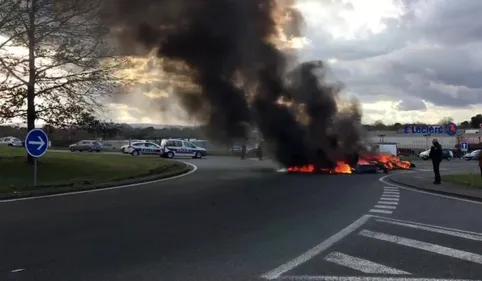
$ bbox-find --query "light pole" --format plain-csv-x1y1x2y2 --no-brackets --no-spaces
423,133,431,149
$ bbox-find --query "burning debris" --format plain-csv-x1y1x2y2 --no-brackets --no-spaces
95,0,363,169
285,153,414,174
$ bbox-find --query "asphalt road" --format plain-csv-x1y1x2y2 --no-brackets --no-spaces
2,157,482,281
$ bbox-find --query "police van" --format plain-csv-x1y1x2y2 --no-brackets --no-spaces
126,141,163,156
160,138,207,159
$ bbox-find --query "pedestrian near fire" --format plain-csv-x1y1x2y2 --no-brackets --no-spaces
429,138,443,184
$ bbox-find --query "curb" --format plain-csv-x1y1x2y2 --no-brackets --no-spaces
388,176,482,202
0,162,194,201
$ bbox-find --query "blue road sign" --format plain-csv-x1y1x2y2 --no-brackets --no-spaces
25,129,49,157
461,142,468,151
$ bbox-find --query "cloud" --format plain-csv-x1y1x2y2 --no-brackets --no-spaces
298,0,482,124
396,98,427,111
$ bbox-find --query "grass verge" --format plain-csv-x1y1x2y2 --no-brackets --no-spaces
0,146,188,194
444,173,482,188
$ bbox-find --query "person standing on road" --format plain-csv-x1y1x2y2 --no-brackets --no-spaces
478,151,482,179
429,138,443,184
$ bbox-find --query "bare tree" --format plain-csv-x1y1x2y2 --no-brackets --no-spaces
0,0,123,136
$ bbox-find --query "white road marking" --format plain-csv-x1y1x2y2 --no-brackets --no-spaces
381,194,399,198
374,205,396,209
323,252,410,275
383,192,400,195
10,269,25,273
260,215,371,280
378,201,398,205
379,174,482,205
0,162,198,203
376,219,482,242
380,197,399,201
371,215,482,236
384,187,399,190
359,230,482,264
369,209,393,214
278,276,476,281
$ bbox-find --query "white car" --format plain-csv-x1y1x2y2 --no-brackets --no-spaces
160,139,207,159
0,136,23,147
125,142,163,156
419,149,430,160
419,148,453,160
121,140,146,153
462,150,480,161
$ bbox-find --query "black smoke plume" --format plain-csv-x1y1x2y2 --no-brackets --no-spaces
100,0,363,168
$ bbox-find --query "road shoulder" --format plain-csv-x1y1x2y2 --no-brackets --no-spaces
388,171,482,202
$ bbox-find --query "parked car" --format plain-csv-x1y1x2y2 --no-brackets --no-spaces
462,149,480,161
419,149,453,160
120,140,146,153
160,138,207,159
0,136,23,147
69,140,102,152
125,142,163,156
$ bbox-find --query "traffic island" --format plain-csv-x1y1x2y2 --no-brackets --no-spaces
389,171,482,201
0,146,192,200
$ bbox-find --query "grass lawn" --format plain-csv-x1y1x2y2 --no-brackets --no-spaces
0,146,186,193
444,173,482,188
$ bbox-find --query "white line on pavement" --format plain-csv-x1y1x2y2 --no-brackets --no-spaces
370,215,482,236
323,252,410,275
0,162,198,203
383,192,400,195
381,194,399,198
359,230,482,264
369,209,393,214
378,201,398,205
379,174,482,206
278,276,477,281
384,187,399,190
380,197,399,201
375,219,482,242
374,205,396,209
260,215,371,280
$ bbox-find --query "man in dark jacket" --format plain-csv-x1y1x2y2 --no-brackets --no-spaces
429,138,443,184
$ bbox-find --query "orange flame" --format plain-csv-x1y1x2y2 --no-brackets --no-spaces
360,153,411,170
287,161,352,174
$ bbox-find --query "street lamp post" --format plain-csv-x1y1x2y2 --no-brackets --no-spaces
423,134,431,149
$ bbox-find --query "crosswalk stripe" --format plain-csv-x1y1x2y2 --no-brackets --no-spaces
369,209,393,214
381,194,399,198
324,252,411,275
378,201,398,205
359,230,482,264
375,219,482,242
380,197,399,201
384,187,399,190
279,276,477,281
383,192,400,195
374,205,396,209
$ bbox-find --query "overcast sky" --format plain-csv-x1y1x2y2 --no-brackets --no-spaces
296,0,482,125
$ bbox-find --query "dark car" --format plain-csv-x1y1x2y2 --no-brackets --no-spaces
442,149,453,160
69,140,102,152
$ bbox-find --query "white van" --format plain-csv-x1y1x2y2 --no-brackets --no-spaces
160,139,207,159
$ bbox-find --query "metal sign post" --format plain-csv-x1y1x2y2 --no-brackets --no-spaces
25,129,49,186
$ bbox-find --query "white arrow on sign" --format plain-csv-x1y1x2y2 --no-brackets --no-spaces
28,136,45,151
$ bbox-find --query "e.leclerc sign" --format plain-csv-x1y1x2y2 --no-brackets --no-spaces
404,123,457,136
